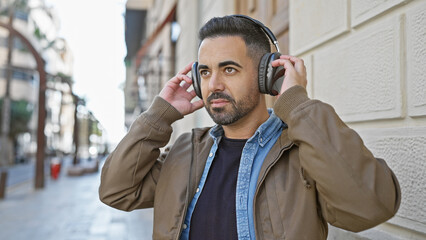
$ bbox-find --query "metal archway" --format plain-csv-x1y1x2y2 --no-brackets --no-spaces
0,21,47,189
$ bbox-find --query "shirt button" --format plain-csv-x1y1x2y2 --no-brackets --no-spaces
260,138,263,142
209,152,213,157
183,224,188,230
196,187,200,193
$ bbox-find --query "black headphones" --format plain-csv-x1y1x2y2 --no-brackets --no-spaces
192,14,284,99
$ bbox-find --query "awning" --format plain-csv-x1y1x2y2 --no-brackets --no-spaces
125,9,147,61
135,3,177,67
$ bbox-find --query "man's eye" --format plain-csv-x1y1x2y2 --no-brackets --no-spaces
225,67,236,74
200,70,210,76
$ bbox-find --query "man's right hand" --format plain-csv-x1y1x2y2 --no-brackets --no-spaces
159,62,204,115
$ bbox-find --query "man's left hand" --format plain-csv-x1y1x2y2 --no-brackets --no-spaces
271,55,307,94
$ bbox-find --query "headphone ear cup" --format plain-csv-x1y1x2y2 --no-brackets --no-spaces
192,62,203,99
266,52,282,95
258,53,272,94
258,52,281,95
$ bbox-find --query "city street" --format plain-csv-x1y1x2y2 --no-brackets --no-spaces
0,159,154,240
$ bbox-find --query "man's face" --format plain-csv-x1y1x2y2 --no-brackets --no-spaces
198,36,260,126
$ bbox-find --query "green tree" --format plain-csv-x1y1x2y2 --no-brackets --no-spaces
0,98,33,139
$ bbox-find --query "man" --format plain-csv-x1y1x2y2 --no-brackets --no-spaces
99,15,400,239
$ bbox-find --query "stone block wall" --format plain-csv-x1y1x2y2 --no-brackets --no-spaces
290,0,426,239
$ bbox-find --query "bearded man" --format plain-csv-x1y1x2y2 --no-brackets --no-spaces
99,15,400,240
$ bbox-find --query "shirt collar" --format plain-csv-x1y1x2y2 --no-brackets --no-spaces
209,109,286,147
209,124,224,141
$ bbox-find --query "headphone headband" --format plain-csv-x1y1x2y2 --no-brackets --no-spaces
231,14,280,52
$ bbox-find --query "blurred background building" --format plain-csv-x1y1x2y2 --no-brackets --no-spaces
0,0,108,170
123,0,426,239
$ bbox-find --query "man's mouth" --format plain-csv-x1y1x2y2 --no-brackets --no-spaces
210,99,229,108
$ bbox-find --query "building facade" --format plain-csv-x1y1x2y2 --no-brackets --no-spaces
289,1,426,239
124,0,426,239
0,0,106,166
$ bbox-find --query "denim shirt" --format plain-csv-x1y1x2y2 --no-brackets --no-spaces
180,109,285,240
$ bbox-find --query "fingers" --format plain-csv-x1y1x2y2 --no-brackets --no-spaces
280,55,302,63
271,58,291,68
271,55,300,66
181,82,192,90
191,99,205,112
270,55,308,94
160,62,203,114
169,62,195,86
181,86,199,102
170,73,193,86
177,61,194,75
279,55,306,73
271,55,306,76
271,58,296,75
188,89,198,98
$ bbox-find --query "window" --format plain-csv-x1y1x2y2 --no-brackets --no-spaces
0,68,34,81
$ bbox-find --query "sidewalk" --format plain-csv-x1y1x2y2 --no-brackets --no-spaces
0,161,153,240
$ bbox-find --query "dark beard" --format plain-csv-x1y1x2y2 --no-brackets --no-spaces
205,91,259,125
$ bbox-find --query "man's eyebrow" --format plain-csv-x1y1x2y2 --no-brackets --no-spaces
219,60,243,68
198,61,243,70
198,64,209,70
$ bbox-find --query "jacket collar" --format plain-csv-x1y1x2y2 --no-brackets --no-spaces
208,109,285,147
256,127,293,188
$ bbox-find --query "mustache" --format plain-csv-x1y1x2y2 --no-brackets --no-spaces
206,92,235,103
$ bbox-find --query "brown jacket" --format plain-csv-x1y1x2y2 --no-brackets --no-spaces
99,86,401,240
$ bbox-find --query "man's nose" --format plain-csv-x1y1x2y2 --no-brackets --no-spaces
208,72,225,92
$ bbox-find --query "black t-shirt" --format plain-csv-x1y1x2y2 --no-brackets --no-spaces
189,136,247,240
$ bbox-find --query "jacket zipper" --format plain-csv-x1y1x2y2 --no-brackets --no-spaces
175,130,196,240
252,142,293,239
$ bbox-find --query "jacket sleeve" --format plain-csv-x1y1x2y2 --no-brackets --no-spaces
273,86,401,232
99,96,183,211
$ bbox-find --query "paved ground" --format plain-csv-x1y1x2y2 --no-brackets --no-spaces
1,161,36,187
0,160,154,240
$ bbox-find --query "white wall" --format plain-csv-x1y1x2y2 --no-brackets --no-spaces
290,0,426,239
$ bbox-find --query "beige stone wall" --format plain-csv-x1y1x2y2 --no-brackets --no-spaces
290,0,426,239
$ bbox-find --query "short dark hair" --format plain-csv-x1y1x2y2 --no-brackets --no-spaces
198,15,271,65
